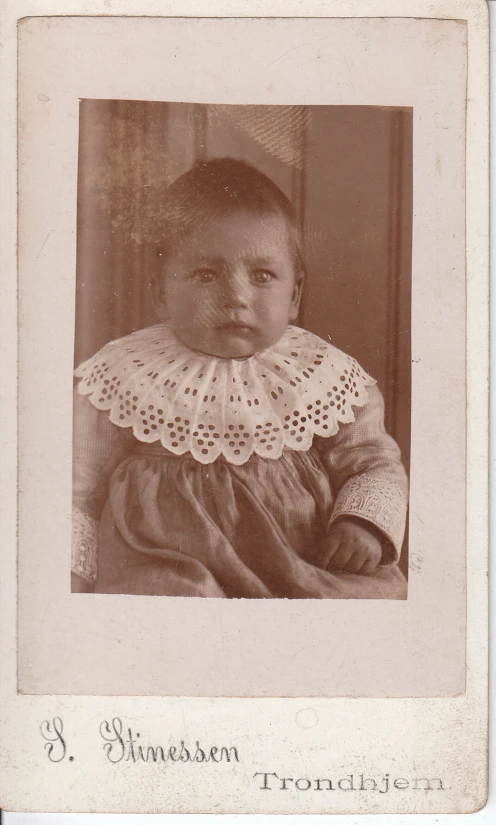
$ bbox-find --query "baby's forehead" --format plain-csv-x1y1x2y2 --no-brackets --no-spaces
181,208,293,246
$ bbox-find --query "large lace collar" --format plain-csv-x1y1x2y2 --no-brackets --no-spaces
75,323,375,465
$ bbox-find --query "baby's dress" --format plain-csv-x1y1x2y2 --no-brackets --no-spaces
72,323,408,599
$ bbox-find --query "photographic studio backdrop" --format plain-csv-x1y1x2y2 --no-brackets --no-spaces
75,101,412,570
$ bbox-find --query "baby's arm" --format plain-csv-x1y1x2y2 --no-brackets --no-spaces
315,383,408,574
72,389,135,590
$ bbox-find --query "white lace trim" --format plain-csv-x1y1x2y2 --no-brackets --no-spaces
75,323,375,466
71,507,98,583
329,474,407,557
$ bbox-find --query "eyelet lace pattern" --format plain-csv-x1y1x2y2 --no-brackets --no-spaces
75,323,376,466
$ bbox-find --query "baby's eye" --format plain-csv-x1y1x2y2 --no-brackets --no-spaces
193,269,217,284
251,269,275,284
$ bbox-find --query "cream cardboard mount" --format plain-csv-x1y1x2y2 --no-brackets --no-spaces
0,0,489,816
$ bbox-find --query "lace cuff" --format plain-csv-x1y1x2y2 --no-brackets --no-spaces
71,507,98,583
329,474,407,562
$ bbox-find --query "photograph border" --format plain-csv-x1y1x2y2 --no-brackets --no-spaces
15,13,468,699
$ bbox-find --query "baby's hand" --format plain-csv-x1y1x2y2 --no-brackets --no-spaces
323,518,382,575
71,572,93,593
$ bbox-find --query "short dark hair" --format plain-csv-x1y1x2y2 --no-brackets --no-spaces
155,157,305,278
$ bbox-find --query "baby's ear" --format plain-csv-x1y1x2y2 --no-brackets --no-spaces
151,272,170,321
289,273,305,322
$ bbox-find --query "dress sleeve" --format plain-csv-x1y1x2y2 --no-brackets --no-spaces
72,388,136,583
314,383,408,563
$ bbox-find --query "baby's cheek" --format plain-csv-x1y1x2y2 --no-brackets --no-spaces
256,306,290,339
189,291,221,325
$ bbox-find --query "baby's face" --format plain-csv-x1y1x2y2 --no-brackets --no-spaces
158,210,303,358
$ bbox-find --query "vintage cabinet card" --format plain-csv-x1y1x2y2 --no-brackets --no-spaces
0,0,489,816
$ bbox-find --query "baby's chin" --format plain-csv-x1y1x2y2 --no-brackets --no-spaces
172,326,287,359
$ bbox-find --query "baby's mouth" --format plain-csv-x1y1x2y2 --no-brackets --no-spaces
216,321,254,331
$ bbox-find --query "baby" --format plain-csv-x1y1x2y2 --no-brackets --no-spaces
72,157,408,599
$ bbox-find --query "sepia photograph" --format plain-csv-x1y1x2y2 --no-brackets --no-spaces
71,101,412,599
2,5,488,815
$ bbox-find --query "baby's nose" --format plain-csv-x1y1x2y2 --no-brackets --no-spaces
221,273,250,309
